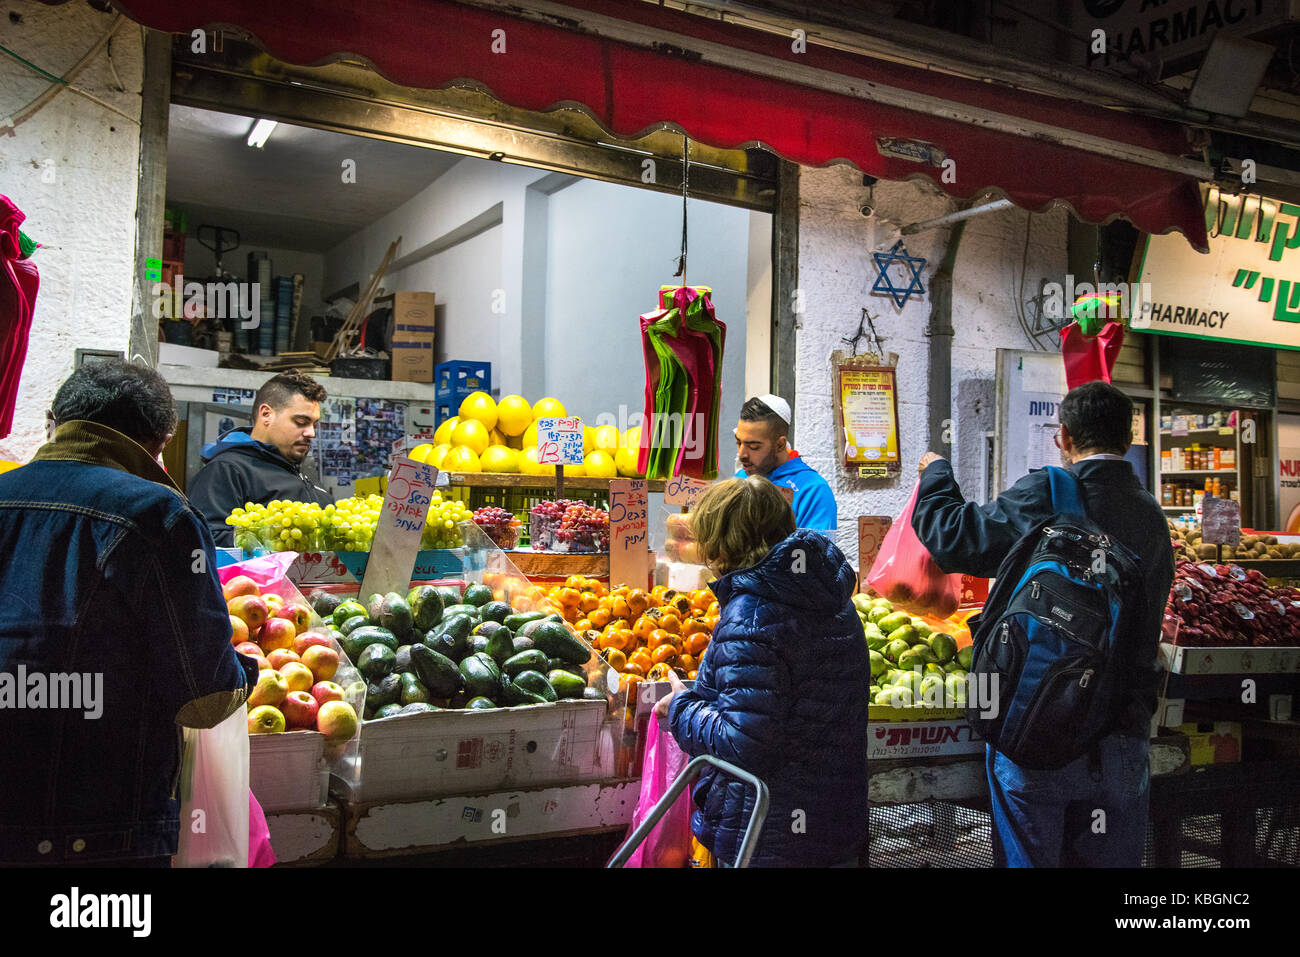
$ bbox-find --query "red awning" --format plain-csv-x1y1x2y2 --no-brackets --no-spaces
111,0,1210,251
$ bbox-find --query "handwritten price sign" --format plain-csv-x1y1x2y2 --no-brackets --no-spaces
664,475,711,509
536,417,585,466
360,457,439,598
610,479,650,588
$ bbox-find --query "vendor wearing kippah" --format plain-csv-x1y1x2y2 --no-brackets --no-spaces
733,394,837,534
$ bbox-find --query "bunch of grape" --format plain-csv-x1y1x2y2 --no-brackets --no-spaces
472,506,522,549
329,495,384,551
556,503,609,553
421,493,474,549
529,499,574,551
227,500,327,552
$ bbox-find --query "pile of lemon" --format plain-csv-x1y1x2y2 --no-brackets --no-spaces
407,392,645,479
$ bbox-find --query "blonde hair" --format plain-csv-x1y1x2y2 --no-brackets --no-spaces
690,476,796,577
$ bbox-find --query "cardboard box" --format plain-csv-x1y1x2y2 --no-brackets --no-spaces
249,731,327,811
867,719,984,760
1175,721,1242,765
1159,642,1300,675
384,291,436,384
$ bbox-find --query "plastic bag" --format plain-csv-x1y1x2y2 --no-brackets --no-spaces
174,709,250,867
866,481,962,618
1060,320,1124,390
614,711,693,868
248,792,276,868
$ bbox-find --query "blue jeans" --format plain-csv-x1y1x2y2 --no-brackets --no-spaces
986,735,1150,867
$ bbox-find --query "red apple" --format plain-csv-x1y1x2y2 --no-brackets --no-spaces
230,615,249,646
311,681,345,707
266,648,301,672
300,645,339,683
228,595,269,633
223,575,261,602
247,669,288,709
280,690,319,730
248,705,285,734
317,700,358,743
293,631,332,656
263,593,285,616
234,641,263,659
275,603,313,635
278,661,315,694
258,617,296,653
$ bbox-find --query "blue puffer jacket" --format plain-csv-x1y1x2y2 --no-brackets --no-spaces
668,529,869,866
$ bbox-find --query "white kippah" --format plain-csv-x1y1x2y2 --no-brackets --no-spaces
755,393,791,425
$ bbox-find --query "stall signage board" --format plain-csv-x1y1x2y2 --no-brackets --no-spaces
664,475,711,509
537,417,584,465
838,363,900,474
1201,495,1242,548
1134,186,1300,351
360,458,439,598
609,479,649,588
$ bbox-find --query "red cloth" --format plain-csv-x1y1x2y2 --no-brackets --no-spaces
1059,321,1125,390
109,0,1208,250
0,196,38,441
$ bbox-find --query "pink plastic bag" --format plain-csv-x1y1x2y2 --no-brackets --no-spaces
866,481,962,618
248,792,277,868
615,712,693,868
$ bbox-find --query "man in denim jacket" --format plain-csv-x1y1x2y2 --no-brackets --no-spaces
0,361,256,866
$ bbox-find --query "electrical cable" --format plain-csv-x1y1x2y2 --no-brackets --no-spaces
2,14,134,130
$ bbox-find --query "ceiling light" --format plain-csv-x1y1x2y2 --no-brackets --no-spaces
246,118,277,149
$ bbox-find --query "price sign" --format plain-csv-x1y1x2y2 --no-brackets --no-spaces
359,457,439,598
664,475,712,509
609,478,650,589
857,516,892,588
537,417,584,465
1202,495,1242,548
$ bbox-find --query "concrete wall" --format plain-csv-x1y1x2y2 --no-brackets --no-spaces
794,166,1068,567
0,4,143,461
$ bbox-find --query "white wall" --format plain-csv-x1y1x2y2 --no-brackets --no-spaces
794,166,1068,566
0,4,143,461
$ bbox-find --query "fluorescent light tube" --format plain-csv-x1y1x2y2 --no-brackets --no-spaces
246,118,277,149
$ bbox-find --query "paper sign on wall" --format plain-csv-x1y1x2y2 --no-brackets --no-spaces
609,479,649,588
664,475,712,509
359,458,439,598
537,417,585,466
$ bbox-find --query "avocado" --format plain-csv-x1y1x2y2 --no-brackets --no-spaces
407,585,445,631
511,635,535,654
399,672,433,705
394,645,413,674
468,636,490,657
436,613,475,643
582,686,607,702
458,652,501,700
409,643,461,697
502,649,551,678
347,625,399,651
376,592,415,638
331,600,368,627
441,603,482,622
309,589,343,619
510,670,558,704
423,629,467,662
357,644,397,682
435,585,462,608
480,600,512,624
547,669,585,699
373,702,405,720
466,696,496,710
399,702,438,715
528,622,593,666
462,583,494,607
366,672,402,708
503,611,546,632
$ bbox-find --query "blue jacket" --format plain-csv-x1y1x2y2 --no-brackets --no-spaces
0,422,256,863
669,529,868,866
735,454,836,533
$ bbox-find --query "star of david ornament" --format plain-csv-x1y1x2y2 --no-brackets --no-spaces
871,240,927,308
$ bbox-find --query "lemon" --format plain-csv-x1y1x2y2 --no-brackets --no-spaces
519,446,555,477
594,424,621,454
622,426,642,450
408,443,434,464
584,449,618,478
428,444,452,469
565,460,586,476
523,420,540,448
459,391,498,431
496,395,533,437
504,431,524,450
479,445,519,474
443,445,482,472
532,397,567,419
433,416,459,446
451,418,490,456
489,426,507,447
614,445,644,477
583,426,596,456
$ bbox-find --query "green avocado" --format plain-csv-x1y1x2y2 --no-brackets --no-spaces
480,600,512,624
466,696,496,710
462,583,494,607
407,585,445,631
375,592,414,638
527,621,592,666
547,669,585,699
502,649,551,678
458,652,501,700
331,600,367,627
357,644,397,682
409,643,461,697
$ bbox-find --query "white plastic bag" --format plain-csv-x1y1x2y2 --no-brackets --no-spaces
174,709,250,867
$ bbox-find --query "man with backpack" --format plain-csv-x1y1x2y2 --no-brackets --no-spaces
911,380,1173,867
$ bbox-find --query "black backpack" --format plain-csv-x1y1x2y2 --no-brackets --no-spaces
965,467,1143,769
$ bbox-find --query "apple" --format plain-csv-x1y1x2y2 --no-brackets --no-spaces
311,681,345,707
279,661,315,694
301,645,339,683
230,615,249,646
247,669,288,708
293,631,332,656
280,690,319,730
248,705,285,734
228,595,269,633
266,648,301,671
317,700,359,743
263,593,285,616
234,640,263,659
275,603,313,635
223,575,261,602
258,617,296,653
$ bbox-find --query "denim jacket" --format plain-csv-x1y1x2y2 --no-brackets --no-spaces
0,422,255,863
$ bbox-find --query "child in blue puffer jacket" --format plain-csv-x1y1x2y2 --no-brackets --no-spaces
656,475,868,866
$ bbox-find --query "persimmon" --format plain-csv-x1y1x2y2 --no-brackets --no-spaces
668,594,692,617
604,649,627,671
646,628,674,651
650,644,678,666
687,670,699,680
706,601,720,617
683,617,711,637
610,596,632,621
627,589,650,618
579,593,600,614
633,616,658,640
650,585,670,602
628,650,653,673
679,653,697,672
657,613,682,635
622,661,646,679
612,585,630,599
610,628,637,654
588,606,613,629
574,617,591,632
